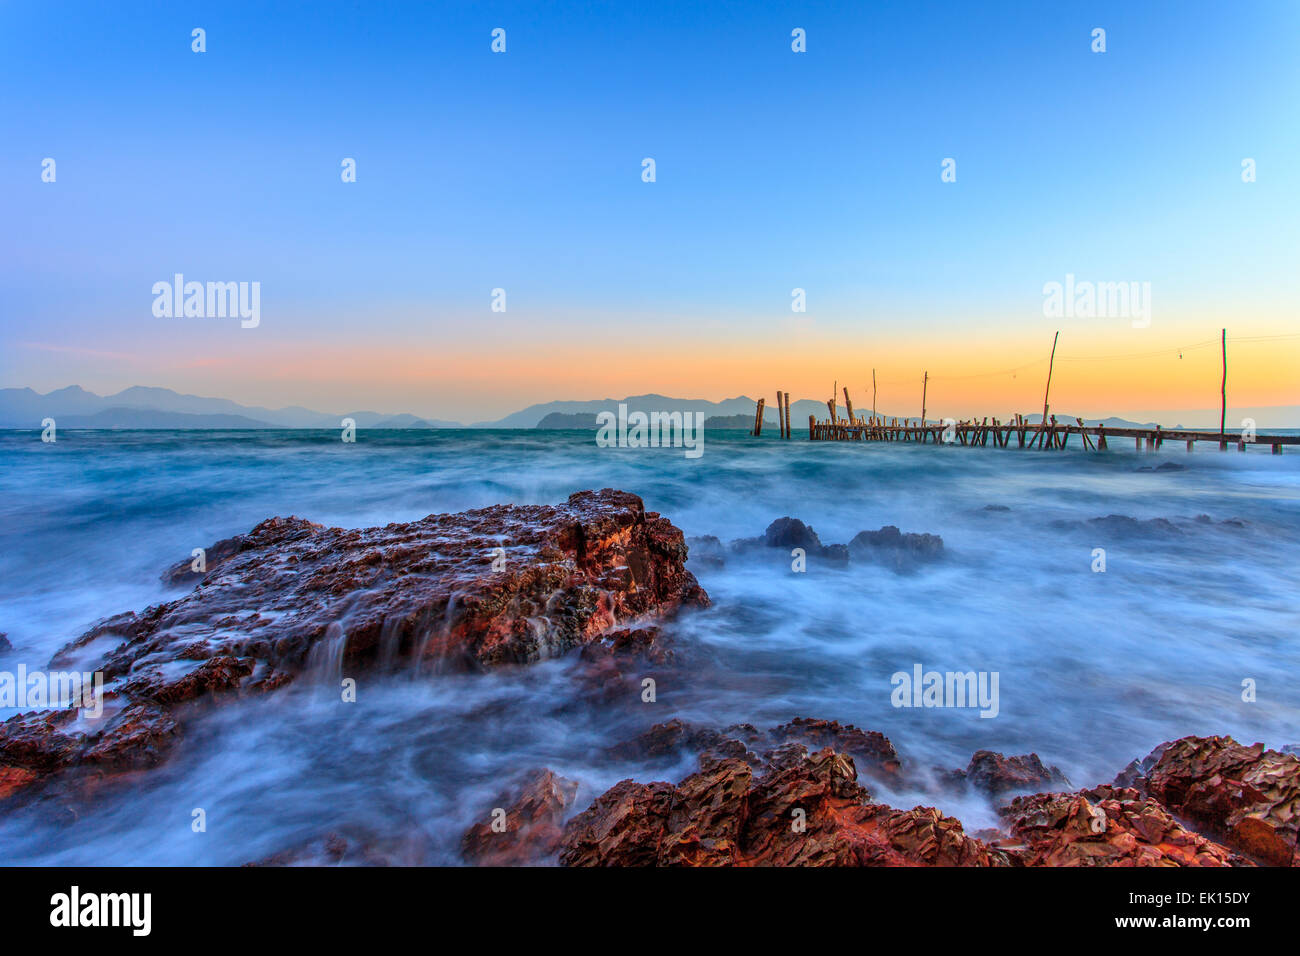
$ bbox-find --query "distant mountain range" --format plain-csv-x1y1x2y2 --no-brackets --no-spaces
0,386,462,429
1,385,1292,431
0,386,824,430
475,393,828,429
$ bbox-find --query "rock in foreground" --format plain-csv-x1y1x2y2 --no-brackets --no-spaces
0,490,708,798
1000,786,1247,867
1118,735,1300,866
558,742,1008,867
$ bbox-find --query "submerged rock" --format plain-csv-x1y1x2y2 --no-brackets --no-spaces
608,716,902,782
763,517,825,551
726,518,940,571
0,490,708,800
848,525,944,570
953,750,1071,797
461,769,580,866
684,534,727,568
245,829,432,866
730,517,846,563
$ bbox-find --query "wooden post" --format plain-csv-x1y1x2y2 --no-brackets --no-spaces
1040,331,1059,448
753,398,766,436
829,381,838,425
843,386,855,425
1220,328,1227,444
776,391,785,440
784,392,791,439
808,414,815,440
921,371,928,426
872,369,877,422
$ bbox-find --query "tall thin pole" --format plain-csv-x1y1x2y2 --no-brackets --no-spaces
1036,331,1059,449
1042,331,1059,427
872,369,877,422
921,371,928,425
1220,328,1227,439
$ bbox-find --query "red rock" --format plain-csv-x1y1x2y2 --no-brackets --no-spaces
1124,735,1300,866
1001,785,1247,867
1,490,707,799
957,750,1071,796
766,718,902,780
559,743,1008,867
608,717,901,782
62,489,705,685
0,765,38,800
462,769,581,866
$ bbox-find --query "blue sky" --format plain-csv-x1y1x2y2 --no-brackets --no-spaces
2,1,1297,418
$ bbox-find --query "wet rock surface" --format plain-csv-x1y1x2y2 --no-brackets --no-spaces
951,750,1072,797
848,525,944,571
461,769,581,866
705,517,943,572
0,490,708,800
1118,735,1300,866
1000,786,1247,867
548,730,1290,867
558,742,1008,867
608,716,902,782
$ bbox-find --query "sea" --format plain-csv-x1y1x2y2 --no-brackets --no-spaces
0,427,1297,864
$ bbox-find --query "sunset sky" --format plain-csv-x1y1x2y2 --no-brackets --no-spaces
4,1,1297,423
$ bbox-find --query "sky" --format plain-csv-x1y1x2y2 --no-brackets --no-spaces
3,0,1298,423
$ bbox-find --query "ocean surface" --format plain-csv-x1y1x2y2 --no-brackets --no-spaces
0,427,1297,865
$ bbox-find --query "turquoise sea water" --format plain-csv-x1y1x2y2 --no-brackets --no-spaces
0,428,1297,864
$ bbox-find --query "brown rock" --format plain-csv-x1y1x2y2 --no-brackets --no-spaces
462,769,581,866
766,718,902,780
958,750,1071,796
559,743,1007,867
1,490,707,799
608,716,901,782
1001,785,1247,867
1125,735,1300,866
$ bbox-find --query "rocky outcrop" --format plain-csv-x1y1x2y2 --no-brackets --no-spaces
951,750,1071,797
1117,735,1299,866
0,490,708,800
462,769,580,866
1000,786,1246,867
558,743,1008,867
716,518,942,571
848,525,944,571
608,717,902,782
554,730,1294,867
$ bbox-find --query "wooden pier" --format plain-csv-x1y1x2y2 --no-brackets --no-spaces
802,413,1296,454
757,330,1295,454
